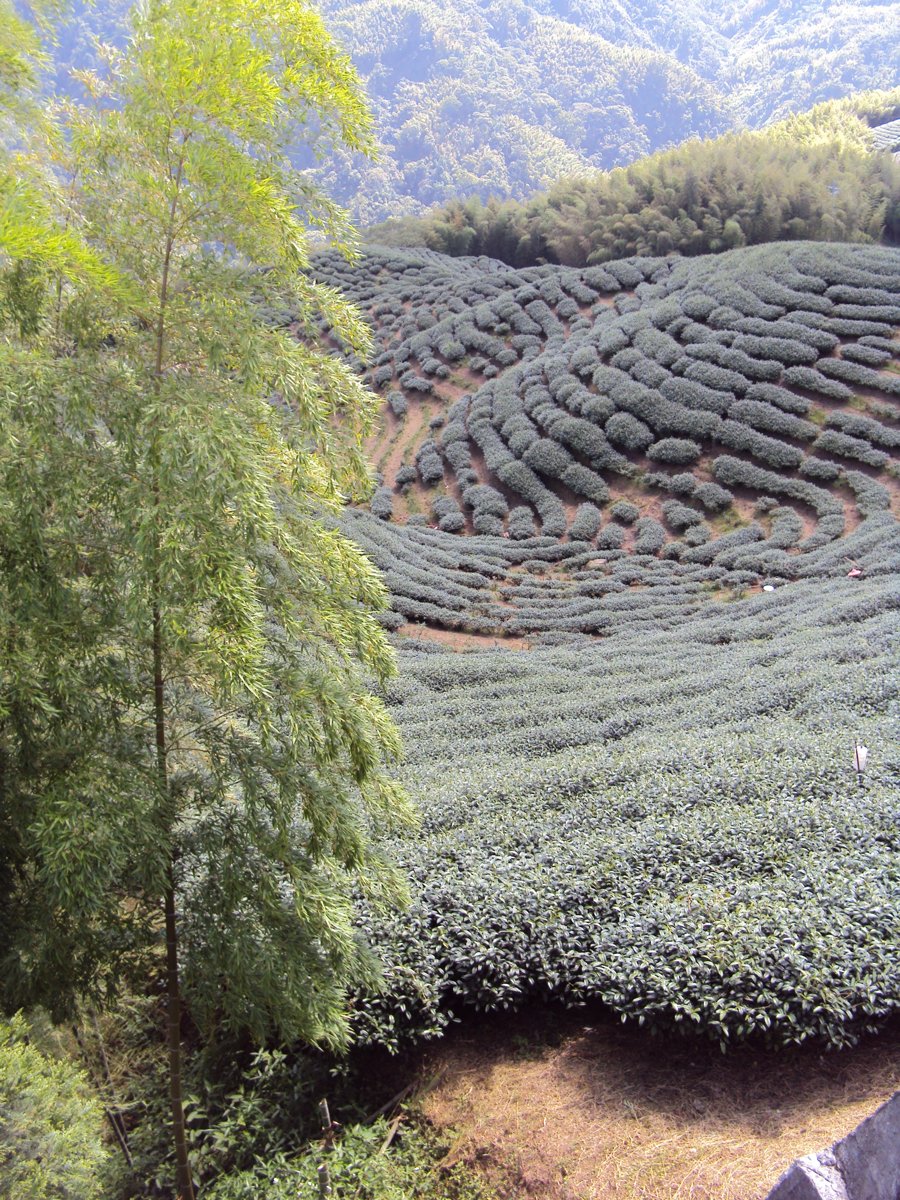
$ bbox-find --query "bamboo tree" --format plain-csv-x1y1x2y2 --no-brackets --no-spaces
0,2,413,1194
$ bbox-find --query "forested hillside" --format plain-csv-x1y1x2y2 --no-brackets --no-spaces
51,0,900,222
372,91,900,265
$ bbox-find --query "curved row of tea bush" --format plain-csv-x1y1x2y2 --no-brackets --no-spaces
344,506,898,638
315,241,898,596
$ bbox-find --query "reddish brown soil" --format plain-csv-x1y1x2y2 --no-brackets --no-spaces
395,624,530,651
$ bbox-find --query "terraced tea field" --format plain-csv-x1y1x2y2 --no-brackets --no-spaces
310,241,899,641
298,242,900,1057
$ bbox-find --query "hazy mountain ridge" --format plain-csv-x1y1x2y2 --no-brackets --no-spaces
49,0,900,223
313,0,899,220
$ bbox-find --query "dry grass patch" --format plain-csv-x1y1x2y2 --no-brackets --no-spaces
422,1011,900,1200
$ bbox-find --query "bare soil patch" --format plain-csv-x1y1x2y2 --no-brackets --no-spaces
422,1011,900,1200
395,623,530,651
381,400,430,484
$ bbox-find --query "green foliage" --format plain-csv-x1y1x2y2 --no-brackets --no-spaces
0,1013,108,1200
207,1117,495,1200
351,550,900,1051
377,90,900,266
1,0,416,1033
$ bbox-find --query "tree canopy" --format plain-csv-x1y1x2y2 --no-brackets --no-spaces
46,0,900,223
371,90,900,265
0,1,413,1194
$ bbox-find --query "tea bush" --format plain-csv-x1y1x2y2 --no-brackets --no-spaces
569,503,602,541
317,241,897,598
646,438,702,464
353,536,900,1052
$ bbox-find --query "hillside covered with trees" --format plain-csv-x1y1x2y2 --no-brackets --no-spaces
313,0,900,220
50,0,900,222
371,90,900,264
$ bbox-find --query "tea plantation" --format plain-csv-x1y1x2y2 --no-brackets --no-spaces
353,549,899,1052
301,241,900,1053
309,241,900,636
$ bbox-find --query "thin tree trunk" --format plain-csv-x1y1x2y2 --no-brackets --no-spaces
154,602,195,1200
164,874,194,1200
152,137,194,1200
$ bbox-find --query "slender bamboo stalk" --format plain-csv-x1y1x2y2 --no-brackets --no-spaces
152,136,195,1200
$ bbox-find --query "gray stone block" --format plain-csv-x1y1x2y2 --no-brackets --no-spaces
764,1093,900,1200
833,1092,900,1200
766,1152,847,1200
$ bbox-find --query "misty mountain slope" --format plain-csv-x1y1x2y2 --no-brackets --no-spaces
49,0,899,223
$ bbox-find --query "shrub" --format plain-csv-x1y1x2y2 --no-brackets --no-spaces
745,382,810,415
669,472,698,496
753,496,779,515
817,357,900,396
438,339,466,361
711,455,840,515
812,430,889,469
462,484,509,518
560,464,610,505
858,335,896,353
661,377,731,415
683,522,710,546
843,470,892,517
523,438,573,479
569,345,598,376
552,417,620,465
799,456,841,482
633,517,666,555
606,411,653,451
472,511,505,536
662,500,703,531
415,440,445,487
693,481,733,511
432,495,462,521
646,438,702,465
507,506,536,539
609,500,639,524
782,366,852,402
399,371,434,394
371,364,394,390
395,464,417,490
731,334,818,366
0,1014,108,1200
609,347,640,373
387,391,408,418
826,410,900,450
631,356,670,388
727,400,817,442
684,360,750,396
841,343,891,367
569,503,603,541
717,421,804,469
596,522,625,548
633,326,682,367
370,486,394,520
